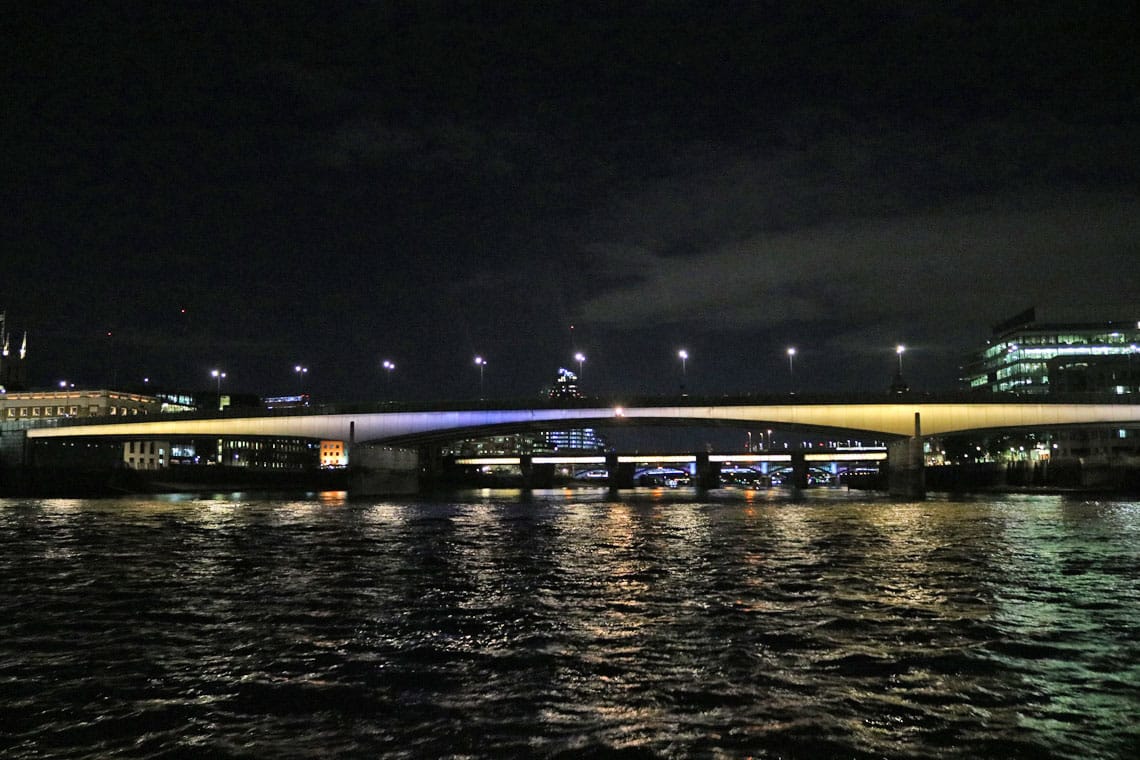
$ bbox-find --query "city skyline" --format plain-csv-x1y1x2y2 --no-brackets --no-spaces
5,3,1139,401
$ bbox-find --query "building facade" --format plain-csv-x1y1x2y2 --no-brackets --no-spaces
954,307,1140,466
962,307,1140,395
0,389,164,423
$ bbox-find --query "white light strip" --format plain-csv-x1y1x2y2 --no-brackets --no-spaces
708,454,792,463
455,457,520,465
805,452,887,462
617,454,696,464
532,455,607,465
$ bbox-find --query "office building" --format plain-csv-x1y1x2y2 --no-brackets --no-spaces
962,307,1140,395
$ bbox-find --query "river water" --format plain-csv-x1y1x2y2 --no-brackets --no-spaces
2,488,1138,758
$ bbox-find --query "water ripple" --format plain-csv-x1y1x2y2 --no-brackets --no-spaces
2,492,1139,758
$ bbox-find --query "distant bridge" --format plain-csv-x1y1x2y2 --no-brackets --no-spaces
25,396,1140,445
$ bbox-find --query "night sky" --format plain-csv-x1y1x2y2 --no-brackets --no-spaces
5,2,1139,403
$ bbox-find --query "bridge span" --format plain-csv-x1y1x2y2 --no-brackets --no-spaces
25,398,1140,444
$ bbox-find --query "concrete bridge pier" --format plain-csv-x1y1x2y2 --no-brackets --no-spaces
786,451,809,499
606,451,634,493
347,443,420,496
518,455,555,490
888,412,926,499
694,452,720,491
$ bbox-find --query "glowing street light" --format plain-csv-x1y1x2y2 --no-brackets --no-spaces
474,356,487,398
294,364,308,391
787,347,796,390
896,344,906,374
678,349,689,393
382,359,396,396
574,352,585,378
211,368,227,410
1129,344,1137,393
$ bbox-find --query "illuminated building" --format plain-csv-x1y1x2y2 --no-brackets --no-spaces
548,367,582,399
320,439,347,468
962,307,1140,395
443,368,607,456
123,439,170,470
958,307,1140,464
0,311,28,392
264,394,311,409
1,389,163,422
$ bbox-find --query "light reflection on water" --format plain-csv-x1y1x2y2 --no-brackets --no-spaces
1,489,1139,758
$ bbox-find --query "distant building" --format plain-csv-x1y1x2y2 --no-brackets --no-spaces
955,307,1140,465
0,311,29,392
123,439,170,470
1,389,163,423
542,427,607,452
547,367,583,399
961,306,1140,395
264,394,311,409
320,439,347,468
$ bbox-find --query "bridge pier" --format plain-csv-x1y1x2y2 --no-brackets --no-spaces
887,412,926,499
790,451,809,495
347,444,420,496
694,452,719,490
605,451,634,492
518,455,555,490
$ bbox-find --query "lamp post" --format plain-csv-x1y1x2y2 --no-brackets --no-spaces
474,356,487,398
294,364,308,392
382,359,395,397
1129,344,1137,393
896,344,905,374
678,349,688,393
787,347,796,391
574,352,585,379
211,369,227,411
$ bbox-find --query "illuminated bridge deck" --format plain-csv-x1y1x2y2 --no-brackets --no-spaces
24,395,1140,445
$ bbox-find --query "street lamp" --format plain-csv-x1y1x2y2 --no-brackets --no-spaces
474,356,487,398
678,349,689,393
294,364,308,391
896,344,905,374
574,352,585,379
1129,344,1137,393
211,369,227,411
382,359,395,396
787,347,796,391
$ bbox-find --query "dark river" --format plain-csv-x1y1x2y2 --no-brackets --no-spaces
2,488,1138,758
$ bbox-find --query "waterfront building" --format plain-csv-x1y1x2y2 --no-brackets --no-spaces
123,439,170,470
961,306,1140,395
0,389,163,422
956,306,1140,465
320,439,347,468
